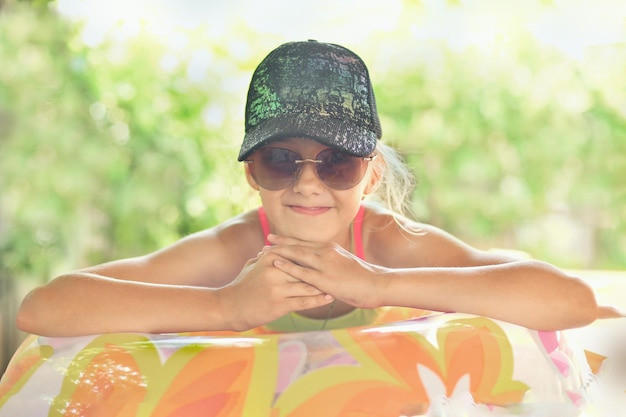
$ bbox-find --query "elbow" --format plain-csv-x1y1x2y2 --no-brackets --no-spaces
564,277,598,329
16,287,50,336
15,309,35,335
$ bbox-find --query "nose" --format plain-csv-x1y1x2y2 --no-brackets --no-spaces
292,161,324,194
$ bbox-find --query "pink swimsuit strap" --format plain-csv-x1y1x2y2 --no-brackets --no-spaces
258,206,272,246
257,206,366,260
352,205,365,260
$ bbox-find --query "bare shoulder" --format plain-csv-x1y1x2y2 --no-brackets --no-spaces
199,209,265,264
83,209,264,287
158,209,265,285
362,203,517,268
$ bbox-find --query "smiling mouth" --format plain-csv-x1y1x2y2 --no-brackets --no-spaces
288,205,331,215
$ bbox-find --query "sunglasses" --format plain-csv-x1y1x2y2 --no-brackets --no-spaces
244,147,377,191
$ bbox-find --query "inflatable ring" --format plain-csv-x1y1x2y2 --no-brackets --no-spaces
0,311,594,416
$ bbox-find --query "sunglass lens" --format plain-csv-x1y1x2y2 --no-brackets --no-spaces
253,148,299,190
249,147,370,191
317,149,365,190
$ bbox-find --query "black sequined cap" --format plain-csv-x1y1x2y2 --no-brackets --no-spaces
238,40,382,161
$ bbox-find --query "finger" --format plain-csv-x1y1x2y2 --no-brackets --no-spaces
287,281,326,296
274,258,321,287
284,274,302,283
266,245,320,269
286,293,334,311
252,252,306,284
597,305,625,319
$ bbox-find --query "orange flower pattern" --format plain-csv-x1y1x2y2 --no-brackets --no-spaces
0,313,591,416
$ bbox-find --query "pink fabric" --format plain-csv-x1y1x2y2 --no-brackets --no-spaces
258,206,272,246
352,205,365,260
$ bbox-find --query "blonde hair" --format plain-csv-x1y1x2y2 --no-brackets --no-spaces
367,141,416,219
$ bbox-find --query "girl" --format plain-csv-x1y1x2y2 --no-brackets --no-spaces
16,40,600,337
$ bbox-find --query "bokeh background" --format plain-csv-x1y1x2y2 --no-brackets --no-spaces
1,0,625,374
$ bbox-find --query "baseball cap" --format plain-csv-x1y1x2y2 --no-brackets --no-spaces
238,40,382,161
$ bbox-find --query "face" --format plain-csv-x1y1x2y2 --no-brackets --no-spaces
245,138,379,245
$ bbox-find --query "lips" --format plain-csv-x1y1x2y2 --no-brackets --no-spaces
288,205,331,215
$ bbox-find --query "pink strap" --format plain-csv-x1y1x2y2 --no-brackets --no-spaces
353,205,365,260
257,205,366,260
258,207,272,246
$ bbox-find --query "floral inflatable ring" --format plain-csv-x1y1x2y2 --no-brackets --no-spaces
0,311,597,416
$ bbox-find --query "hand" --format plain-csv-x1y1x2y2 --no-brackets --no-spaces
263,234,386,309
597,305,625,319
218,250,334,331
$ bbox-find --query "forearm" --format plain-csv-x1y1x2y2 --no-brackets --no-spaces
379,260,598,331
16,273,231,337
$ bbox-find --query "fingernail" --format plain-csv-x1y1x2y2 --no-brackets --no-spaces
262,245,272,252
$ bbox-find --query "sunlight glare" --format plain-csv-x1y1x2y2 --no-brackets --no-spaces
54,0,625,60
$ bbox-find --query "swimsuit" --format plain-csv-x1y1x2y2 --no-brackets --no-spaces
258,206,379,331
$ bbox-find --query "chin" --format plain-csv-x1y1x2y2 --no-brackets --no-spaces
284,226,335,243
290,231,328,243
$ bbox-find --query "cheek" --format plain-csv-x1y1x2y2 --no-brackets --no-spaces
244,165,260,191
257,190,281,209
362,167,380,195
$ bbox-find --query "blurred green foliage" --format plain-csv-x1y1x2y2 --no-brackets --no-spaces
0,3,258,284
0,1,624,301
377,36,626,268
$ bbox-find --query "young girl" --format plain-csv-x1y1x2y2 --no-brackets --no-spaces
17,40,601,337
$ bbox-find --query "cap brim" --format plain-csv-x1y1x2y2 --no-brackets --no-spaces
238,114,378,161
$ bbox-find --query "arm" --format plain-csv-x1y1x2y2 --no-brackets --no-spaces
17,213,332,337
377,260,597,331
17,272,230,336
263,222,598,331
